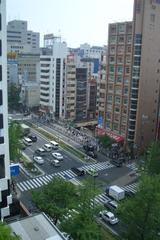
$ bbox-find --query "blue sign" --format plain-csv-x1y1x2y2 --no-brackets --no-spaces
10,163,20,177
98,116,103,127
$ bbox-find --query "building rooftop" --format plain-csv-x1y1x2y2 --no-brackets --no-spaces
9,213,66,240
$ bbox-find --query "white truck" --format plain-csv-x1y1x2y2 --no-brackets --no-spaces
109,185,125,201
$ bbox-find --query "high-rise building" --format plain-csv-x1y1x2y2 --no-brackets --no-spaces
98,0,160,149
0,0,12,220
40,35,67,119
128,0,160,148
7,20,40,54
102,21,133,141
64,54,76,121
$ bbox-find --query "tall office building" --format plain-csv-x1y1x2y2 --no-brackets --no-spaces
99,0,160,148
0,0,12,219
40,35,67,119
65,54,76,121
103,21,133,140
7,20,40,54
128,0,160,148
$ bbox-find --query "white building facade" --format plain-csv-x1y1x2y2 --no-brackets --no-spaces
0,0,12,220
40,37,67,119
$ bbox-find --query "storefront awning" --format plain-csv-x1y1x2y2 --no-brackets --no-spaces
96,127,124,142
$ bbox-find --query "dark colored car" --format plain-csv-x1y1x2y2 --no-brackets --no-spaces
86,151,97,158
104,200,118,211
111,158,123,167
71,167,85,176
28,135,37,142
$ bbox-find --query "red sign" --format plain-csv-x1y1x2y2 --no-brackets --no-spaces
96,127,124,142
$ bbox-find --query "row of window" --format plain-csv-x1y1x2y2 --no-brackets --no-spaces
109,35,132,45
109,55,131,64
109,65,130,74
109,45,132,54
107,95,128,105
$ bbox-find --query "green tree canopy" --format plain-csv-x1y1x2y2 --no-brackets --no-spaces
60,177,103,240
8,83,21,110
9,122,23,162
145,141,160,175
0,222,21,240
118,174,160,240
31,177,78,225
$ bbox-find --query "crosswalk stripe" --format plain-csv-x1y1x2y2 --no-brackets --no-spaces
46,175,53,180
17,183,24,192
29,179,39,188
31,178,42,187
38,177,48,185
25,180,35,189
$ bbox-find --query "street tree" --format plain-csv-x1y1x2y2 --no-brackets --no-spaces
0,222,21,240
9,122,23,162
60,177,103,240
145,141,160,175
31,177,78,225
8,83,21,111
118,174,160,240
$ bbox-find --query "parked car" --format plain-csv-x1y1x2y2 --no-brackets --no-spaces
86,168,98,177
33,156,44,164
111,159,123,167
28,134,37,142
23,137,32,146
51,159,61,167
43,143,52,152
104,200,118,211
86,151,97,158
52,152,63,160
71,167,85,176
35,148,46,156
99,210,119,225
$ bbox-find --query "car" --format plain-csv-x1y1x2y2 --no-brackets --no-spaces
51,159,61,167
52,152,63,160
86,151,97,158
104,200,118,211
71,167,85,176
35,148,46,156
111,159,123,167
43,143,52,152
28,134,37,142
86,168,98,177
99,210,119,225
33,156,44,164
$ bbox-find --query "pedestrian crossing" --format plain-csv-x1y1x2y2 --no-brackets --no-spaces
121,182,138,194
17,169,78,192
79,161,114,172
126,162,138,171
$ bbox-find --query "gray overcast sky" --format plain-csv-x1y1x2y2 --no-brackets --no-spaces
6,0,134,48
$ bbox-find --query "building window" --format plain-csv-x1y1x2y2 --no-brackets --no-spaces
127,45,131,53
118,35,125,44
118,24,125,34
109,56,115,63
0,114,3,129
123,97,128,105
0,14,1,31
117,45,124,54
124,86,129,95
125,66,130,74
110,36,116,44
0,155,5,179
107,95,113,103
109,65,115,73
150,13,155,23
0,40,1,56
0,65,2,81
117,66,123,74
127,35,132,44
115,96,121,104
0,90,2,105
116,75,122,83
117,56,123,64
110,46,116,54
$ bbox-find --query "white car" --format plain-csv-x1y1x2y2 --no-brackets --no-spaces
33,156,44,165
51,159,61,167
52,152,63,160
99,210,119,225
